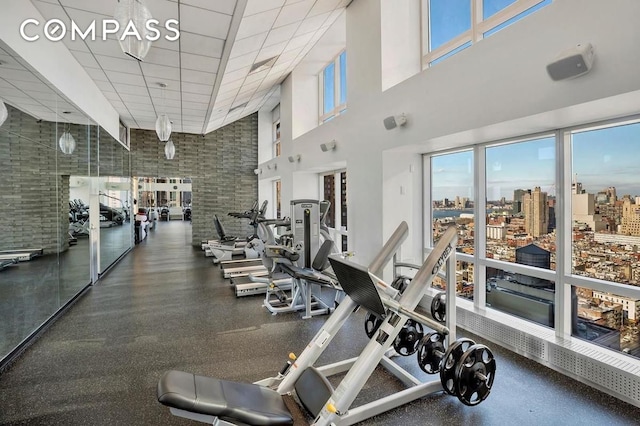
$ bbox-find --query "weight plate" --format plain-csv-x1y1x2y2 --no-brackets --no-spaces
431,292,446,323
393,320,424,356
439,338,475,396
391,275,411,294
454,344,496,406
416,332,446,374
364,312,383,339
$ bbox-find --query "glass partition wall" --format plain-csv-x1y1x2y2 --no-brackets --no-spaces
0,89,131,367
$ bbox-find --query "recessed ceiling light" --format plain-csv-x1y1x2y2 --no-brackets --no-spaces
249,56,279,74
62,111,72,114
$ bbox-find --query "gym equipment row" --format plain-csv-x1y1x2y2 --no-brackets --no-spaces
157,223,497,425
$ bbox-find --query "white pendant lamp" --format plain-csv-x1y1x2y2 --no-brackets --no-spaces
156,113,172,142
0,101,7,127
155,82,172,141
164,139,175,160
59,128,76,155
114,0,153,61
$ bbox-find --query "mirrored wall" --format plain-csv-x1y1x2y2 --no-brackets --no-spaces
0,62,131,365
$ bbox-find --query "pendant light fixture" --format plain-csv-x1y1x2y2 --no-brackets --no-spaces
0,100,7,128
114,0,153,61
164,139,176,160
155,82,172,142
59,124,76,155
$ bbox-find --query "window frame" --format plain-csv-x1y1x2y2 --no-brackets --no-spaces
421,0,550,67
319,169,348,251
319,50,347,124
424,115,640,356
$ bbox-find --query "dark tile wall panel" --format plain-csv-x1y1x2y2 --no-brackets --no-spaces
129,113,258,245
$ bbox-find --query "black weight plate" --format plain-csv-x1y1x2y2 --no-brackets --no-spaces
454,344,496,406
416,332,446,374
391,275,411,294
393,320,424,356
431,292,446,323
439,338,475,396
364,312,383,339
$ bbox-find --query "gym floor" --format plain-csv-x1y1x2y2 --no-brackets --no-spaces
1,220,639,425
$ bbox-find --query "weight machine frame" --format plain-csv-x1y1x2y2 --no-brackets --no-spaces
256,223,459,425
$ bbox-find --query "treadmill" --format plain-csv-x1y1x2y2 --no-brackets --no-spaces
0,248,43,262
230,217,295,297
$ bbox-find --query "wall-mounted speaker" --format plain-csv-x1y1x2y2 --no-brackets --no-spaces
546,43,594,81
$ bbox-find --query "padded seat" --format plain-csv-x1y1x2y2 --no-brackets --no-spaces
280,263,335,287
157,370,293,426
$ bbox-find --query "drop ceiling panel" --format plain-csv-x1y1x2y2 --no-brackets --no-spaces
273,0,315,28
221,66,253,85
112,83,150,97
181,81,213,95
58,0,115,17
143,0,179,23
95,54,142,74
24,0,348,133
244,0,286,16
182,0,237,15
144,47,181,67
180,53,221,73
230,32,269,59
255,41,288,62
178,32,225,57
295,11,332,36
308,0,342,18
105,71,146,86
70,51,101,69
179,5,233,39
140,63,181,82
181,69,216,85
264,23,299,47
236,9,280,40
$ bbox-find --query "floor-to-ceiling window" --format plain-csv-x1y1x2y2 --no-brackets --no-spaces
423,117,640,359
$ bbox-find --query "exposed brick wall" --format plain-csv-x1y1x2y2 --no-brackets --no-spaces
0,105,128,254
0,103,257,252
130,113,258,245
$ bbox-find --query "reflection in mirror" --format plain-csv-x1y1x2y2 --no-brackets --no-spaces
0,94,93,362
98,177,132,273
133,177,193,236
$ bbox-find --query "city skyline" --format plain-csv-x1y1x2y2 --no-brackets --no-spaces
431,122,640,201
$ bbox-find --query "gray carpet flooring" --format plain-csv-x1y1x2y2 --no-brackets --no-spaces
1,220,639,425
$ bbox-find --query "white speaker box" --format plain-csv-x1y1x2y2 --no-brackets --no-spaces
546,43,594,81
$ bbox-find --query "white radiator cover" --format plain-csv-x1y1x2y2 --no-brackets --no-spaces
421,296,640,408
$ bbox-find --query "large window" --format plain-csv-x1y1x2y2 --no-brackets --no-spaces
319,51,347,123
570,121,640,357
321,170,348,251
431,150,474,253
422,0,551,66
485,137,556,269
424,118,640,358
272,104,280,158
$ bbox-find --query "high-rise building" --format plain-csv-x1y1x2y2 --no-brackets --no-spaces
523,187,548,237
513,189,527,214
620,198,640,236
606,186,617,204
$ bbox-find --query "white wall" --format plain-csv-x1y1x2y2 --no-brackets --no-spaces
380,0,421,91
259,0,640,269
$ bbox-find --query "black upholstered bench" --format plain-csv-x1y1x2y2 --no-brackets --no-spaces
157,370,293,425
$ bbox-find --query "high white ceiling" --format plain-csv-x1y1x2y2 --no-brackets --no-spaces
4,0,349,135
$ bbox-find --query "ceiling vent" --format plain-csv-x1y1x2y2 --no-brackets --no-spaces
249,56,279,74
229,102,248,114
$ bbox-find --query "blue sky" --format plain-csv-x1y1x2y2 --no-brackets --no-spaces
431,123,640,201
